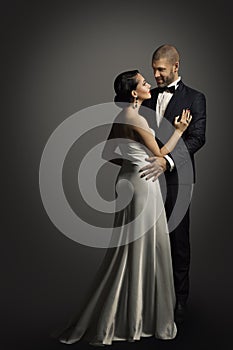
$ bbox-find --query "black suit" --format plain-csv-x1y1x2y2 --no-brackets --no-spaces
141,81,206,305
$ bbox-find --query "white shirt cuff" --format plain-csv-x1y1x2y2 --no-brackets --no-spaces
164,155,175,172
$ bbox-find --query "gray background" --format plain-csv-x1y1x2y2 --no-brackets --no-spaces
2,0,233,349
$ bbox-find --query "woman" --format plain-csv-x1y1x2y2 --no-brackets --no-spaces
56,70,191,346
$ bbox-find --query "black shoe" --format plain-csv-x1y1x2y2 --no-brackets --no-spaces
175,302,186,324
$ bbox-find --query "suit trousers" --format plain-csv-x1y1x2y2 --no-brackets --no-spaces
164,184,193,306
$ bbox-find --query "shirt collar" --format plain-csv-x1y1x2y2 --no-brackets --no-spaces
167,76,181,89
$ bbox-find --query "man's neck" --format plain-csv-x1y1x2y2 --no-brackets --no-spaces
167,76,181,87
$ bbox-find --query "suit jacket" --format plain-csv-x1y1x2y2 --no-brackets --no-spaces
141,81,206,185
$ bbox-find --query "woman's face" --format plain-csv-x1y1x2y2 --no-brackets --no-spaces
134,73,151,102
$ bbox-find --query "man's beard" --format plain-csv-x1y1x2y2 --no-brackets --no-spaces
164,71,175,86
158,71,175,87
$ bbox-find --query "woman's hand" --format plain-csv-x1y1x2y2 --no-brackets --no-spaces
174,109,192,134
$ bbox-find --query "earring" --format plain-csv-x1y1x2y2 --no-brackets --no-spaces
133,96,138,109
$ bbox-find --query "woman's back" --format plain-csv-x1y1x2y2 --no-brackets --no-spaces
111,110,155,166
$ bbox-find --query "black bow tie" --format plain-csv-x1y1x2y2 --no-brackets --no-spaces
157,85,176,93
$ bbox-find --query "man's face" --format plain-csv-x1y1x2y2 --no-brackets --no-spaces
152,58,178,87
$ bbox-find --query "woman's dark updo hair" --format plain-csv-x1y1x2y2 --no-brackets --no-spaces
114,70,139,106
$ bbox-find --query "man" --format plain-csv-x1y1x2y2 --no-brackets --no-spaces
140,44,206,323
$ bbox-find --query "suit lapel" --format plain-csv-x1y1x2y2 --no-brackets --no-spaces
156,82,185,141
149,88,159,110
141,89,159,131
142,82,185,132
163,81,184,122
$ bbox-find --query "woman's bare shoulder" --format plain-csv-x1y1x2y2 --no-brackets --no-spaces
123,110,149,129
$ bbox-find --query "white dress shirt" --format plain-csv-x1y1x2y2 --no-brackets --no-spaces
156,77,181,171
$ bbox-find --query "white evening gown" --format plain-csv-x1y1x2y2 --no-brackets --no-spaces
56,129,177,346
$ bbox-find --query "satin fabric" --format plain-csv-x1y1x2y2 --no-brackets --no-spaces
56,130,177,345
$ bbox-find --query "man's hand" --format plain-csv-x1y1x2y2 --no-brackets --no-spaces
139,156,167,182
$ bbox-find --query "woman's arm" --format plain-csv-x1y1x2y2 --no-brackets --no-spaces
129,109,191,157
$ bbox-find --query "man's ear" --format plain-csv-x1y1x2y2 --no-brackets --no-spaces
174,62,179,73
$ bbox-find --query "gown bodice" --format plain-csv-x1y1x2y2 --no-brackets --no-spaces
118,128,155,166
